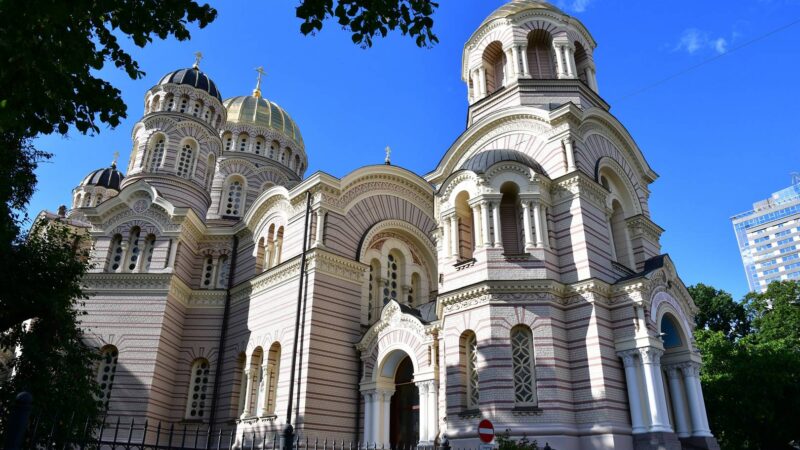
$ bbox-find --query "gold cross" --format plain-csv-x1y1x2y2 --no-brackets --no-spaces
111,151,120,168
193,51,203,69
253,66,266,98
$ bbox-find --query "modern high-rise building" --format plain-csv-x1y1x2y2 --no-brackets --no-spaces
732,174,800,292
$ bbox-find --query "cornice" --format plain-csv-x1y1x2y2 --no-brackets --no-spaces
550,172,608,210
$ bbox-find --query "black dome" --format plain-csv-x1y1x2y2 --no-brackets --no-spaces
158,67,221,101
80,165,125,191
461,149,544,174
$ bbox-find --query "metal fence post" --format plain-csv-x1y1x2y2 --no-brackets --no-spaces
3,392,33,450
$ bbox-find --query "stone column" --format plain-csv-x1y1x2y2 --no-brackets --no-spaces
619,350,646,434
240,368,254,419
588,66,599,92
504,48,514,85
315,208,326,248
478,67,487,97
471,205,482,248
665,366,691,438
533,202,545,248
450,215,459,258
417,382,429,443
520,45,531,77
681,363,712,437
564,45,577,78
363,391,375,445
521,201,534,249
511,46,520,79
381,389,393,448
553,44,566,79
427,380,438,442
563,138,576,172
480,202,491,247
492,203,502,248
640,347,671,432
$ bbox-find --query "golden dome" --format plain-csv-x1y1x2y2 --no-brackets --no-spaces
222,95,304,147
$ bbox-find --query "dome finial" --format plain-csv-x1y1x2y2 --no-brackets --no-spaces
253,66,266,98
192,51,203,69
384,145,391,165
111,151,119,169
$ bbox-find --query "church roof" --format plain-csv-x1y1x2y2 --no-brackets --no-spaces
158,68,222,101
461,149,544,174
479,0,563,28
223,95,304,147
80,164,125,191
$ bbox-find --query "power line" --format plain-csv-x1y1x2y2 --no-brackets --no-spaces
613,16,800,103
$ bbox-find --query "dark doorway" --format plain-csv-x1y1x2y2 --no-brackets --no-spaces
390,356,418,448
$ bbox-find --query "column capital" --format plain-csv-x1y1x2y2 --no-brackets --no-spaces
638,346,664,364
617,349,639,367
664,365,683,380
678,361,701,378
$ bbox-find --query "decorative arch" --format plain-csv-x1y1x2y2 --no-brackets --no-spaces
595,155,643,215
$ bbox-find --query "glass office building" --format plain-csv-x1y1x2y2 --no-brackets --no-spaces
732,174,800,292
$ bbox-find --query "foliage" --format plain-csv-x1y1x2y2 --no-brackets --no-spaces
296,0,438,48
687,283,750,342
0,221,99,442
690,281,800,450
495,429,553,450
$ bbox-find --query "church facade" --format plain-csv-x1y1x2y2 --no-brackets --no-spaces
49,1,719,449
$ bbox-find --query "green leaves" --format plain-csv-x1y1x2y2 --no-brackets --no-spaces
296,0,439,48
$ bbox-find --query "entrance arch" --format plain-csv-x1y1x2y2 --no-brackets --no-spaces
357,301,438,448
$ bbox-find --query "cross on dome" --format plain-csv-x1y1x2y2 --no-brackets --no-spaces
192,51,203,69
111,151,120,169
253,66,266,98
385,146,391,165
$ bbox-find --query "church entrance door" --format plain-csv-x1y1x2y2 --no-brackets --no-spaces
389,356,418,448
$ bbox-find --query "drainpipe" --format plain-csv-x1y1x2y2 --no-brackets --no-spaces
284,191,312,450
209,234,239,428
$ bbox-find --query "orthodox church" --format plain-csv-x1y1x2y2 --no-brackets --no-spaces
42,1,719,449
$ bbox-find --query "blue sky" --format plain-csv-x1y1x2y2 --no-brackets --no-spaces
29,0,800,300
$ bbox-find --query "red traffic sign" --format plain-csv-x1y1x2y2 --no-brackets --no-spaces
478,419,494,443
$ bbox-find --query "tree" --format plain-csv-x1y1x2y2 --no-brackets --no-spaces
296,0,438,48
687,283,750,342
690,281,800,450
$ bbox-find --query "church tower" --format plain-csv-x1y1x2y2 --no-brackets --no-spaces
121,55,225,218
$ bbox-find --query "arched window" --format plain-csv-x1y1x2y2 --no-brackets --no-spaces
383,251,404,304
223,132,233,151
254,137,265,155
294,155,301,173
176,141,196,178
217,255,230,289
192,100,202,117
202,256,214,288
455,191,475,259
146,135,166,171
500,182,523,255
165,94,175,111
482,41,506,93
150,95,160,113
203,106,213,122
609,199,633,268
368,259,381,323
108,234,124,272
510,326,537,406
269,141,279,159
527,30,556,79
96,346,119,409
409,272,421,306
238,134,249,152
178,96,189,113
222,177,244,217
266,224,276,269
255,237,266,274
574,41,590,84
274,227,284,265
142,234,156,272
124,227,142,272
234,352,247,418
461,331,479,409
185,358,211,419
93,193,104,206
204,154,216,190
260,343,281,416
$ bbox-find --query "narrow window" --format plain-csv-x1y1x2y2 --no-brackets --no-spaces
511,326,537,405
217,255,230,288
176,142,196,178
368,259,381,323
202,256,214,288
147,136,166,171
166,95,175,111
223,179,243,216
205,154,216,190
265,343,281,414
125,228,142,272
463,332,479,409
96,346,119,409
185,358,211,419
384,253,400,304
254,138,264,155
274,227,284,265
238,134,249,152
142,234,156,272
192,101,201,117
108,234,124,272
179,97,188,113
224,133,233,151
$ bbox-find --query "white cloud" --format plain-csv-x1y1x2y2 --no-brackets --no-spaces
674,28,730,55
555,0,594,13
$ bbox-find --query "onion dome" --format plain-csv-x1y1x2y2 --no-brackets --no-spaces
480,0,562,26
158,67,222,101
461,149,544,174
80,162,125,191
223,95,304,147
